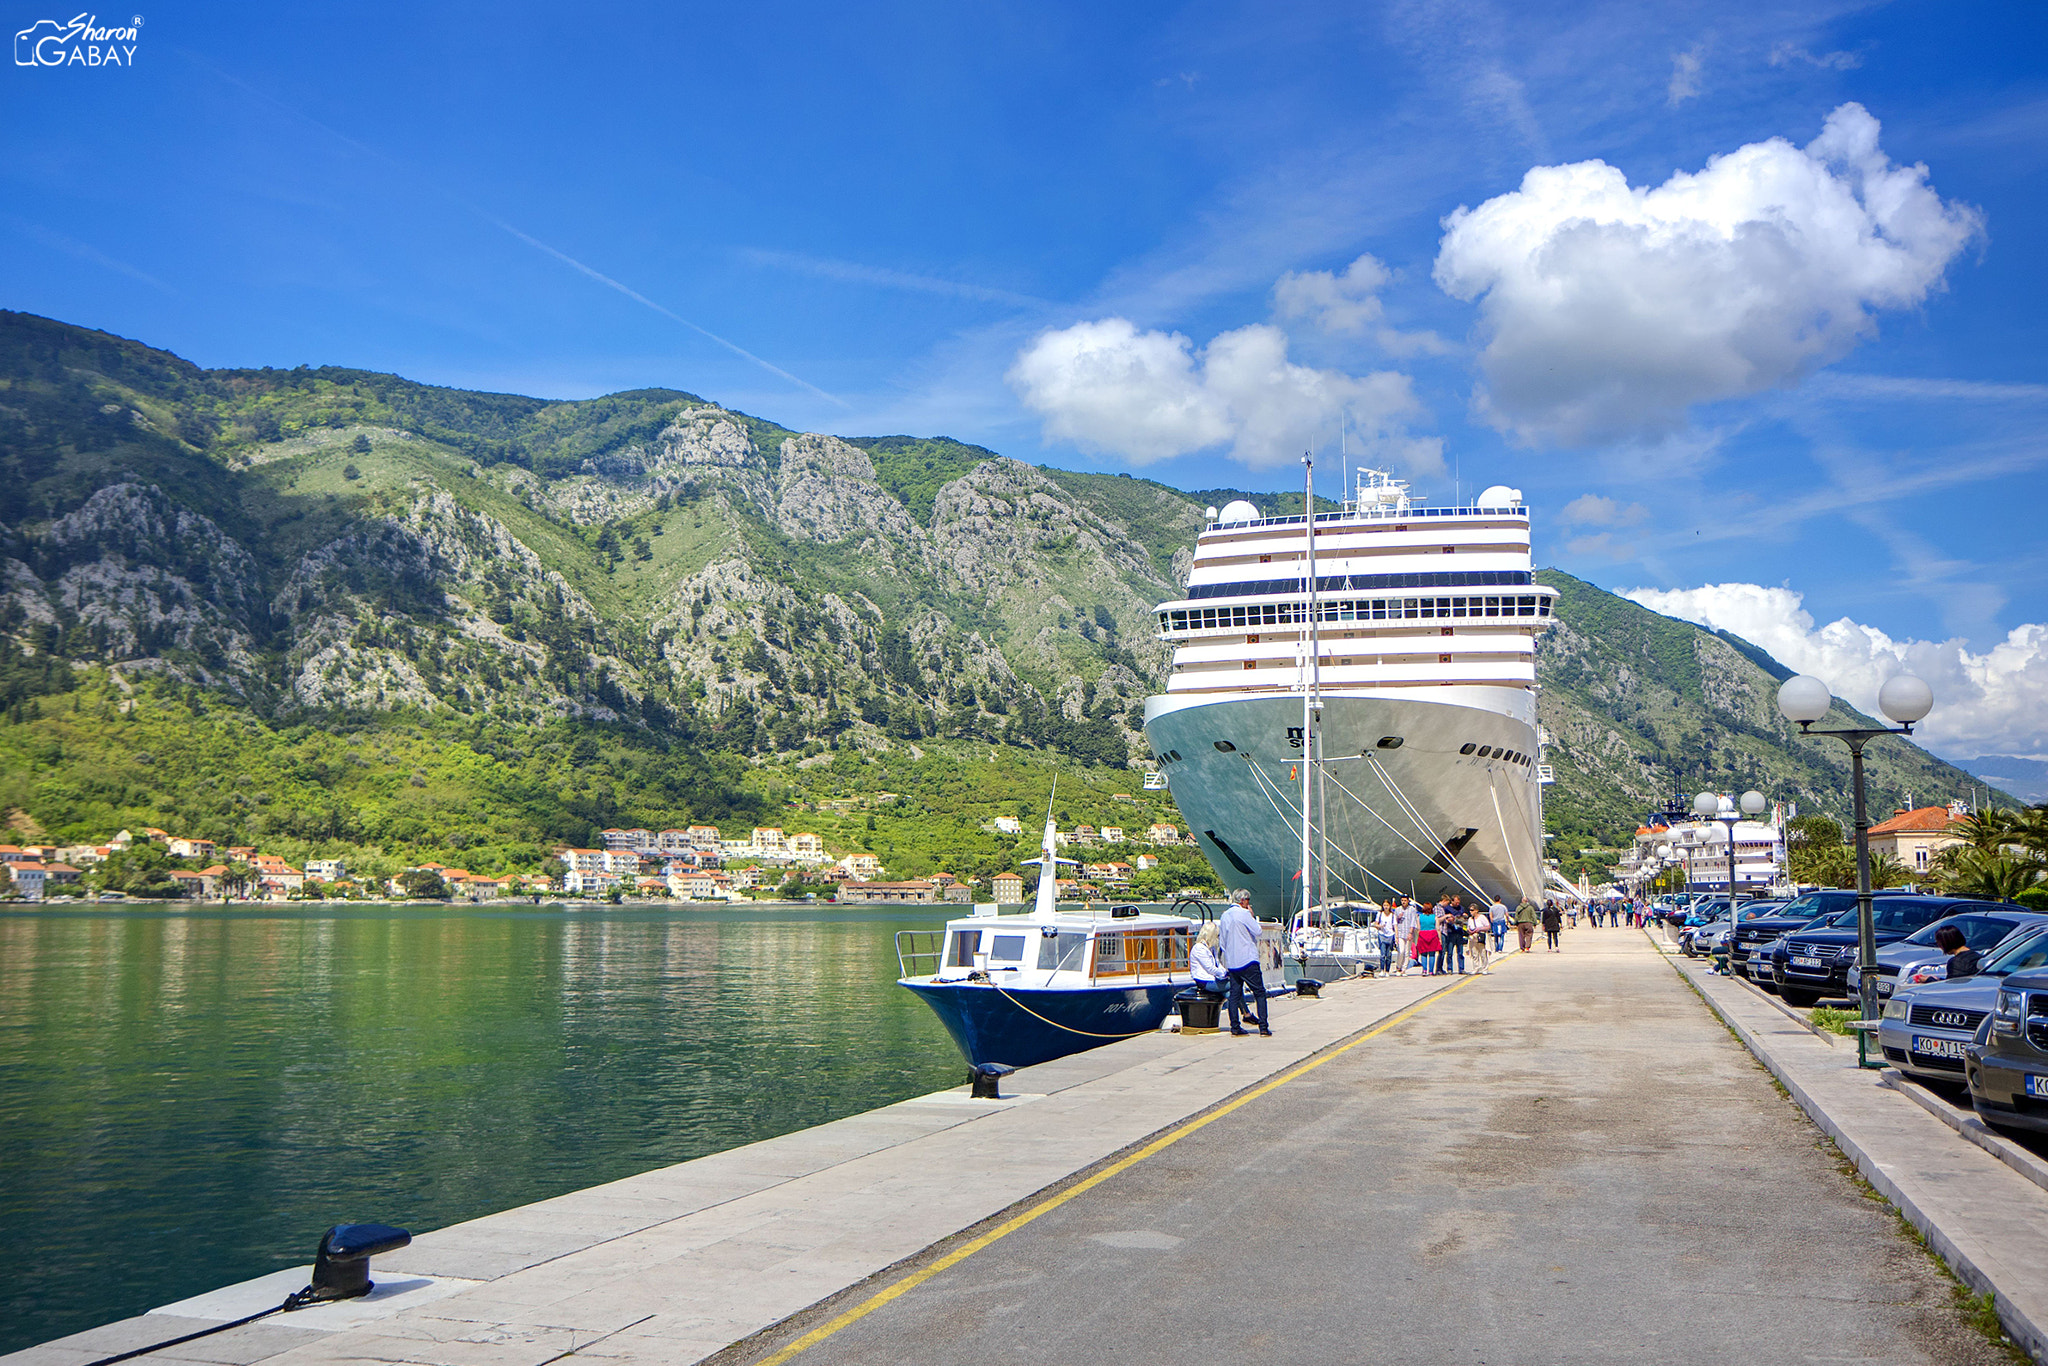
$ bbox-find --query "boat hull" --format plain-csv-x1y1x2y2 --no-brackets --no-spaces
902,978,1188,1069
1144,689,1545,919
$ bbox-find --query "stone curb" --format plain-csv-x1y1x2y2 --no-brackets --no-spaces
1878,1067,2048,1199
1667,953,2047,1364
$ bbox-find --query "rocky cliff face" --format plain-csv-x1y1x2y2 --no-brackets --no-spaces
0,311,2004,839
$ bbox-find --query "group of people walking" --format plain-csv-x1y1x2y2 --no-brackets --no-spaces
1187,887,1656,1032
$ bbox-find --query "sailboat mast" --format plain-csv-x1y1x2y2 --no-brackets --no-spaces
1300,455,1318,919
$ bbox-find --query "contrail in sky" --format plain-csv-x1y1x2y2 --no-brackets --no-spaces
491,220,845,405
180,49,844,406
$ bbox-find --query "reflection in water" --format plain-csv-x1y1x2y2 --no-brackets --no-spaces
0,903,961,1354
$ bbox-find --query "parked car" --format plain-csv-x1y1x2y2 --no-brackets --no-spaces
1730,909,1836,987
1768,896,2018,1007
1963,963,2048,1137
1679,919,1727,956
1849,911,2048,1000
1879,926,2048,1084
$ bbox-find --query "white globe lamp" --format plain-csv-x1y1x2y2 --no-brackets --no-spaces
1777,675,1832,725
1740,790,1766,817
1692,791,1720,817
1878,674,1933,726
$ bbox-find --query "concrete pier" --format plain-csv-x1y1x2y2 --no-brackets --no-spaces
11,930,2042,1366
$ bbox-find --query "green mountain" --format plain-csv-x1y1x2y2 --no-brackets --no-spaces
0,311,2011,882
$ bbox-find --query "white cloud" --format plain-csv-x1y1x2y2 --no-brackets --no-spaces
1271,254,1448,356
1623,582,2048,760
1007,318,1442,470
1433,103,1984,446
1667,46,1704,107
1770,42,1862,71
1559,493,1648,527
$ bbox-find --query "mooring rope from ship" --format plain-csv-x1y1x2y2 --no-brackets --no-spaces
1320,764,1491,903
1240,756,1430,905
1238,757,1409,902
1361,755,1495,902
1486,770,1537,901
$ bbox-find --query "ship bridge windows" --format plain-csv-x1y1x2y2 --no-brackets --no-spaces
1163,593,1553,634
989,934,1027,963
948,929,983,967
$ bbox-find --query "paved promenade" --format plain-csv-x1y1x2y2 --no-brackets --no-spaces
12,928,2038,1366
735,928,2023,1366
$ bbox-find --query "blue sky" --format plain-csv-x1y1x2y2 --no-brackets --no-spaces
4,0,2046,761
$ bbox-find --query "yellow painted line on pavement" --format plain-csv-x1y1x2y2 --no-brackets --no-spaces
751,968,1493,1366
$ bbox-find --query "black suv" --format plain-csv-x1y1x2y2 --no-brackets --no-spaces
1730,910,1830,988
1769,895,2016,1007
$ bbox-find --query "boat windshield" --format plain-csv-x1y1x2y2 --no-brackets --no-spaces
1036,932,1087,970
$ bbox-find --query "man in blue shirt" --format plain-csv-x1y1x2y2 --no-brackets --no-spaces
1220,888,1270,1037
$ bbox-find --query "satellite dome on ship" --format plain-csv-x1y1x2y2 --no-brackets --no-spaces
1216,500,1261,525
1476,485,1523,508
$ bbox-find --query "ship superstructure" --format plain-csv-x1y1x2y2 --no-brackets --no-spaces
1141,469,1559,918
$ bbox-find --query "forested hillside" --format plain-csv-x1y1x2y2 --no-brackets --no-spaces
0,311,2007,879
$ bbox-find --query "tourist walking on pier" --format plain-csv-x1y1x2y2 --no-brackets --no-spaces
1489,895,1508,951
1395,896,1420,974
1514,898,1538,952
1542,900,1563,951
1220,889,1270,1036
1442,902,1469,974
1416,901,1441,974
1468,906,1493,973
1375,903,1398,975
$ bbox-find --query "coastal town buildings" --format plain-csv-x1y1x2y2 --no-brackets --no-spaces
1866,802,1972,872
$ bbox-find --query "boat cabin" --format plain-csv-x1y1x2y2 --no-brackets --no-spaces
931,911,1195,984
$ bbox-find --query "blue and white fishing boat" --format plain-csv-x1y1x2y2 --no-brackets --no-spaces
896,812,1282,1069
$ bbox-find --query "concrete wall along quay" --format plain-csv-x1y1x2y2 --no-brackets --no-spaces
5,968,1470,1366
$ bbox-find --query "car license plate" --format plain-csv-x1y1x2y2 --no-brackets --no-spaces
1791,956,1823,969
2026,1075,2048,1099
1912,1036,1969,1061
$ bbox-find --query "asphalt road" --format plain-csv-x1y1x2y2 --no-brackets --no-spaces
734,927,2015,1366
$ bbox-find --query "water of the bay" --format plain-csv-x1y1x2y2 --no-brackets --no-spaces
0,902,965,1354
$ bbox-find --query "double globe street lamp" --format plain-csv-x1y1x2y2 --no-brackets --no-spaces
1694,788,1767,973
1776,672,1935,1062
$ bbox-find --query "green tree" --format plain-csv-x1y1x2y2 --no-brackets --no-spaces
397,869,450,899
350,434,372,455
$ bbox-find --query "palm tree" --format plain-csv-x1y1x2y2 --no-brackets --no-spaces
1932,846,2044,902
1951,809,2019,854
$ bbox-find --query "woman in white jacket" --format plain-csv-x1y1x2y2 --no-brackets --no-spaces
1190,923,1227,996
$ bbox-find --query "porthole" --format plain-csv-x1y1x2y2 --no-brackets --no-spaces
1169,750,1183,761
1459,743,1476,755
1213,741,1237,753
1478,746,1495,758
1376,736,1404,749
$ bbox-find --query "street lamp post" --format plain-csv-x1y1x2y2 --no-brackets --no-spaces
1695,789,1767,974
1776,673,1935,1065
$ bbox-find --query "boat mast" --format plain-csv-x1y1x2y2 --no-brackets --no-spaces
1300,455,1319,919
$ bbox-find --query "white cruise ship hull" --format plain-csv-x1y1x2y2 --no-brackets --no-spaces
1144,688,1544,919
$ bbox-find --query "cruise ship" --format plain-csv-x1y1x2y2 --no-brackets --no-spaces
1141,468,1559,919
